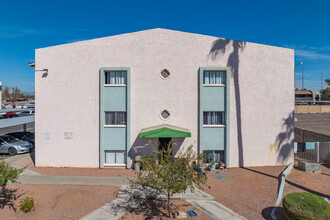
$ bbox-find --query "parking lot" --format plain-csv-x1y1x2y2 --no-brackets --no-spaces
0,122,35,159
0,122,34,135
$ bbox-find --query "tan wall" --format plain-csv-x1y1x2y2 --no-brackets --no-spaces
35,28,294,168
295,105,330,113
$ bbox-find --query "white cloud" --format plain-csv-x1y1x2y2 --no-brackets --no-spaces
295,49,330,60
64,38,91,43
0,26,45,38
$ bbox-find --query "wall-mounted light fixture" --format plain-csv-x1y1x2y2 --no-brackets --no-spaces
28,61,48,77
34,69,48,73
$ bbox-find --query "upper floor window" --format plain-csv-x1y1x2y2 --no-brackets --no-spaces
105,112,127,125
203,71,225,85
105,71,127,85
203,111,225,125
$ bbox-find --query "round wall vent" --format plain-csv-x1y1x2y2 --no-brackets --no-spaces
160,69,170,79
160,110,170,120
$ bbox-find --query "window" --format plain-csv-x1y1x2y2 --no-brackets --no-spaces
160,69,170,79
105,151,125,164
105,112,127,125
203,71,225,85
203,151,224,163
203,112,225,125
160,110,170,120
105,71,127,85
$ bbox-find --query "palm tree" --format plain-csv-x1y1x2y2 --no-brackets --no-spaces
208,38,246,167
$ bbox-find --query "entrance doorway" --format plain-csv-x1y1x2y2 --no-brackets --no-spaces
158,138,172,157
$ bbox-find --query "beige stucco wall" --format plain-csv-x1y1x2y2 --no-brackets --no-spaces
35,28,294,168
295,105,330,113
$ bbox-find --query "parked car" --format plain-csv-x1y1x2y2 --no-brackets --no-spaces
0,135,33,156
5,132,35,147
19,110,35,116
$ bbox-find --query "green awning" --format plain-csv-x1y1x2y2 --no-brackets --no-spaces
139,124,191,138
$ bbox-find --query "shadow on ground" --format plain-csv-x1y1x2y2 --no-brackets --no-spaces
262,207,286,220
243,167,330,198
124,198,189,219
0,188,26,213
29,151,35,166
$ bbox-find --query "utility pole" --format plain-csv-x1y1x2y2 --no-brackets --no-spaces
321,71,323,91
0,81,2,109
302,63,304,90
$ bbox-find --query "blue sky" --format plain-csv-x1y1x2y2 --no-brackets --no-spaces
0,0,330,93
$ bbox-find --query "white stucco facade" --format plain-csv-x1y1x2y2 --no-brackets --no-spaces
35,28,294,168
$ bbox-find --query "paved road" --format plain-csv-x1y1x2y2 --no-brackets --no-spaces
295,113,330,136
0,122,35,135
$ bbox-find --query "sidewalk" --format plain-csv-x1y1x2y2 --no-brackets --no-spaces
6,154,130,186
17,175,129,186
81,185,247,220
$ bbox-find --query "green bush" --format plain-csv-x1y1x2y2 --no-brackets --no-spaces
283,192,330,220
20,197,35,213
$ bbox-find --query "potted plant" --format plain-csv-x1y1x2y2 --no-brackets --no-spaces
211,161,216,170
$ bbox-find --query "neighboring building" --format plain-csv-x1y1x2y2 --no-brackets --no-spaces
34,28,294,168
321,94,330,101
295,90,313,103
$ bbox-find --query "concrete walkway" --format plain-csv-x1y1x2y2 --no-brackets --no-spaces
187,200,246,220
80,185,246,220
81,198,145,220
5,155,130,186
17,175,129,186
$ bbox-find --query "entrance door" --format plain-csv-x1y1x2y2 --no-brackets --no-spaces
158,138,172,156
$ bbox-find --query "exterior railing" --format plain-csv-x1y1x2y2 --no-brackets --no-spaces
294,142,330,164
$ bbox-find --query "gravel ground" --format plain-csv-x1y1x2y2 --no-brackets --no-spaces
203,165,330,220
119,198,210,220
1,184,120,220
7,153,330,219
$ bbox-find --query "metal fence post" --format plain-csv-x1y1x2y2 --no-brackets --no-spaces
316,142,320,163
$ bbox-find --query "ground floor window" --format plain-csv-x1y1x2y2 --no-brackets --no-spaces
203,150,224,163
105,151,125,164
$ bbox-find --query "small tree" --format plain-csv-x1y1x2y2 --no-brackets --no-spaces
321,79,330,95
0,159,25,213
132,145,207,218
2,86,21,108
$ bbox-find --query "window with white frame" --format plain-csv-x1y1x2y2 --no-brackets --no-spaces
105,151,125,164
203,71,225,85
203,112,225,125
105,112,127,125
203,150,224,163
105,71,127,85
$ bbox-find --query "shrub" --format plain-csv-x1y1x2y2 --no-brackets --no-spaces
20,197,35,213
0,159,25,191
283,192,330,220
0,159,25,214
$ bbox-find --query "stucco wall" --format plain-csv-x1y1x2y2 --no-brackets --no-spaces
295,105,330,113
35,28,294,168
